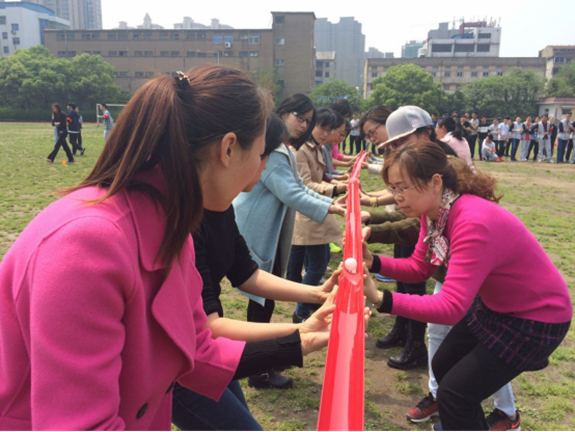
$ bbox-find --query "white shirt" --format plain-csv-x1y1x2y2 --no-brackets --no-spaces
350,119,360,136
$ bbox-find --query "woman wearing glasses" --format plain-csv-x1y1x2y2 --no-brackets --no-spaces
363,141,571,431
233,95,346,387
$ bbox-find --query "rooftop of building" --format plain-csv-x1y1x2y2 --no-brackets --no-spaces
537,97,575,103
316,51,336,60
0,1,55,15
271,11,316,18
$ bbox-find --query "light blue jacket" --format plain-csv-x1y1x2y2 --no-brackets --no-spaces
233,144,333,305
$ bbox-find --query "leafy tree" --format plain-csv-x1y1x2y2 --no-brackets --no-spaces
252,68,284,105
546,63,575,98
368,64,446,115
310,80,363,112
462,68,544,118
0,46,124,111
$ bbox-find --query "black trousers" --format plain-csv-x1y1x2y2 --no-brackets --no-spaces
78,131,83,148
354,136,364,154
566,139,573,161
527,139,539,161
69,132,82,154
47,132,74,162
468,135,477,159
395,244,427,341
432,319,520,431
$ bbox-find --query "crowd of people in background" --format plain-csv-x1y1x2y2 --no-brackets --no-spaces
343,110,575,165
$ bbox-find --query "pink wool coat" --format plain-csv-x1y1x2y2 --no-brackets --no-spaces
0,174,246,430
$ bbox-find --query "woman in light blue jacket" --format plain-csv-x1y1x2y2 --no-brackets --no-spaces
233,94,345,388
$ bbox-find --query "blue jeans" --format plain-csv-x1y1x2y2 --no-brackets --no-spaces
510,138,521,161
287,244,330,320
172,381,263,431
557,139,568,163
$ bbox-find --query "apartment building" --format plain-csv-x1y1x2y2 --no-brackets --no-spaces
44,12,315,97
315,51,335,86
27,0,102,30
538,45,575,79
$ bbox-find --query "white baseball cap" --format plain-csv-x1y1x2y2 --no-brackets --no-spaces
379,106,433,149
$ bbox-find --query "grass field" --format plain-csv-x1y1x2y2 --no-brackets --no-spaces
1,123,574,431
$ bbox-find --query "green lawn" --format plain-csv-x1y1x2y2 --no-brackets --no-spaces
1,123,574,430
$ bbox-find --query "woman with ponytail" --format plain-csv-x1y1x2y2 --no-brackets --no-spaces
362,141,572,431
0,67,343,430
436,115,475,170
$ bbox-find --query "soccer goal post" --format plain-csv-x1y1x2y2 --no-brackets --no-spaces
96,103,127,127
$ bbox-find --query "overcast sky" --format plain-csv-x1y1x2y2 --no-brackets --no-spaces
101,0,573,58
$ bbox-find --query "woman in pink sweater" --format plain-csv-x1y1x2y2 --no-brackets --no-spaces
363,141,571,431
436,116,475,171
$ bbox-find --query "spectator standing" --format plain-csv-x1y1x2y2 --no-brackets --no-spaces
75,106,83,152
66,103,84,156
510,116,523,161
477,116,489,146
98,103,114,140
47,103,74,164
527,117,540,161
489,118,502,157
348,113,360,155
468,112,479,160
568,119,575,163
556,113,572,163
500,117,511,157
538,114,553,163
549,116,558,159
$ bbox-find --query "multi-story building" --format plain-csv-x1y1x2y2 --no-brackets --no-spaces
315,51,335,86
401,40,424,58
363,57,546,98
174,17,233,30
27,0,102,30
314,16,365,88
0,1,69,56
44,11,315,98
538,45,575,79
418,20,501,58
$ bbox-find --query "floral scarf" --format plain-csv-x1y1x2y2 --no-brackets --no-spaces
423,188,460,266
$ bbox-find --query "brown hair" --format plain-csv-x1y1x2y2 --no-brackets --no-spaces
382,140,502,203
65,65,272,267
359,105,392,138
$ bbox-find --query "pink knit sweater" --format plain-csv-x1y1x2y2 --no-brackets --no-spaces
377,194,572,326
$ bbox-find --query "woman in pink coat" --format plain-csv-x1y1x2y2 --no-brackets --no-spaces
0,66,336,431
436,116,475,172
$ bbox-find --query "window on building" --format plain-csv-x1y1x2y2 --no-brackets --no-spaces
224,34,233,44
11,24,19,32
82,33,91,40
3,47,9,54
239,33,248,41
478,33,491,39
197,33,206,40
57,33,65,41
316,60,323,68
159,33,169,40
249,33,260,44
324,72,330,78
477,44,490,52
91,33,100,40
224,51,233,57
275,15,285,24
160,51,169,57
213,34,222,44
133,33,141,40
119,72,129,77
0,16,6,25
315,71,323,77
108,33,117,40
275,38,285,46
134,51,143,57
497,71,503,76
249,51,259,57
2,32,7,40
554,57,566,63
66,51,76,57
471,71,478,77
143,33,152,40
92,51,101,55
483,71,489,77
454,44,474,53
58,51,66,57
144,50,153,56
109,51,118,56
119,51,128,56
456,72,463,77
432,44,452,53
275,59,284,67
371,72,378,77
197,51,207,57
118,33,128,40
171,33,179,40
66,33,75,40
135,72,144,78
186,51,197,57
444,71,451,77
145,72,154,78
186,33,196,40
239,51,248,57
171,51,180,57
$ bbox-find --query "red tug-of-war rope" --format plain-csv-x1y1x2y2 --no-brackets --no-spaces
317,151,367,431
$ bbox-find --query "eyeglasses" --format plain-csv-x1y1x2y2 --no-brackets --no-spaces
365,123,382,140
387,184,419,197
293,112,312,126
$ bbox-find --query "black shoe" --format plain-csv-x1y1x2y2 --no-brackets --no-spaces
292,312,304,324
376,317,407,349
387,340,428,370
248,370,293,390
80,147,85,156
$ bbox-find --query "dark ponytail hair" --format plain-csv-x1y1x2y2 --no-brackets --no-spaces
52,103,62,115
412,126,458,157
276,93,317,149
263,113,289,157
437,116,464,140
331,98,352,119
382,140,502,203
65,65,272,267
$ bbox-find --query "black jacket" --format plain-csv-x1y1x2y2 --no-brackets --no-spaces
67,109,80,132
52,112,67,134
